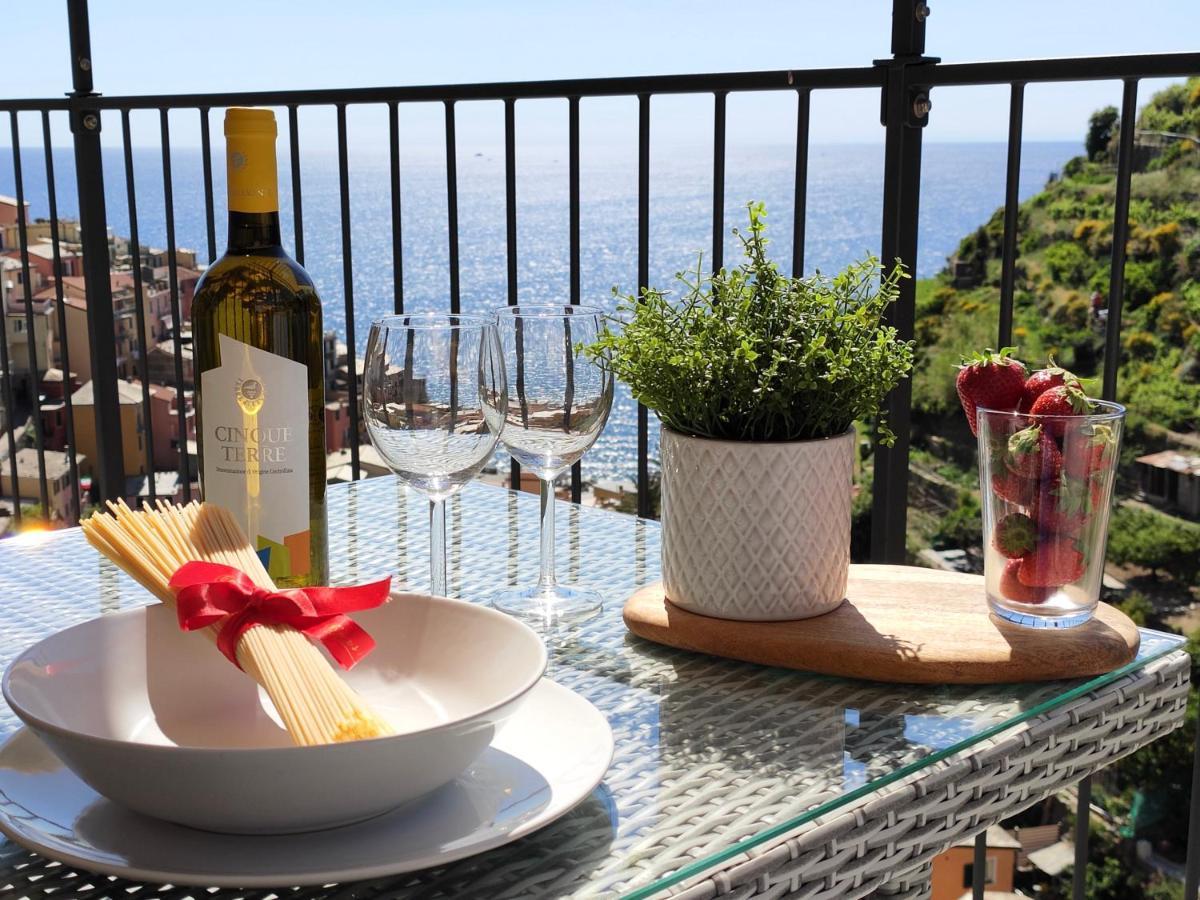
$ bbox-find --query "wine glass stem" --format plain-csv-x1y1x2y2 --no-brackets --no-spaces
429,498,447,597
537,476,557,594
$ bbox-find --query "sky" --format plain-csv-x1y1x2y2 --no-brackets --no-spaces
0,1,1195,153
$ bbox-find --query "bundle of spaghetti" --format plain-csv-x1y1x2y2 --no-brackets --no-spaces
81,499,393,747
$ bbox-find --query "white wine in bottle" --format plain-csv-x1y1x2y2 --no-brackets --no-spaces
192,107,328,587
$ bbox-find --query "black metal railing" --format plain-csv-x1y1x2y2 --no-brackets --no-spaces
0,2,1197,896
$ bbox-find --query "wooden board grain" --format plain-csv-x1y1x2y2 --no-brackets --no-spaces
623,565,1140,684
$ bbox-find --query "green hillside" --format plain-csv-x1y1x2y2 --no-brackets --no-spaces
902,78,1200,560
912,77,1200,447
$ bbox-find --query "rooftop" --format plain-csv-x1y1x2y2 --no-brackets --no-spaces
149,340,193,360
23,242,80,261
1026,839,1077,877
952,825,1021,850
56,272,135,299
125,471,182,499
6,447,75,481
1137,449,1200,476
72,379,144,406
0,196,28,209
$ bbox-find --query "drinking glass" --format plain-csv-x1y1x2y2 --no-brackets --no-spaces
978,401,1124,628
363,314,506,596
487,305,613,625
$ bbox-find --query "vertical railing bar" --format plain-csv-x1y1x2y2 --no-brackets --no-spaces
0,280,20,526
444,100,461,315
159,108,191,502
287,105,304,266
388,101,404,315
9,111,50,515
997,82,1025,348
1182,711,1200,899
42,111,81,521
870,0,927,564
792,89,811,278
972,832,986,899
504,97,520,492
0,277,20,525
568,95,582,504
1101,79,1138,402
67,6,123,506
636,93,651,519
336,103,360,481
711,91,727,272
122,109,157,499
199,107,217,264
1072,776,1091,900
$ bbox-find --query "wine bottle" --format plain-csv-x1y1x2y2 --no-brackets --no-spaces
192,107,328,587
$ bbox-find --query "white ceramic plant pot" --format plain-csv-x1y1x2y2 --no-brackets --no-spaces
660,426,854,621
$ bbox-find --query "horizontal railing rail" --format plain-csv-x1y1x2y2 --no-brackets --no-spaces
1,51,1197,115
0,3,1197,897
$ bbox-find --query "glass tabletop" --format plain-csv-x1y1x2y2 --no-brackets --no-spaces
0,477,1185,898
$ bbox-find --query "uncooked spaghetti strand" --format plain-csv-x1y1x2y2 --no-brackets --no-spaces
80,501,390,746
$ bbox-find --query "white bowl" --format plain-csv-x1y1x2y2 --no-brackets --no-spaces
2,592,546,834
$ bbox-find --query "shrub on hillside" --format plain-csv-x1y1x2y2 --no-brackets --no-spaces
1122,260,1166,308
1107,506,1200,584
1181,238,1200,280
1044,241,1095,286
1122,354,1200,434
931,493,981,551
1086,106,1119,161
1074,218,1112,257
1124,330,1159,359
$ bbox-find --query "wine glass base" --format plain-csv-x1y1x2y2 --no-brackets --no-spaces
491,584,603,628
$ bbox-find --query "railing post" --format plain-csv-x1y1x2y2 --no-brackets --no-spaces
66,0,124,504
870,0,935,563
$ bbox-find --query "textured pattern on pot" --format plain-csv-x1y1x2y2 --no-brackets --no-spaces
660,427,854,620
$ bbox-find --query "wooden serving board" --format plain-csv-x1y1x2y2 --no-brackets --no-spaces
623,565,1140,684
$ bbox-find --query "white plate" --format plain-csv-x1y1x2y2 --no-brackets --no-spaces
0,678,613,887
3,594,548,833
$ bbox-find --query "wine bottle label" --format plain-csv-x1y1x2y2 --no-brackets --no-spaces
201,334,312,580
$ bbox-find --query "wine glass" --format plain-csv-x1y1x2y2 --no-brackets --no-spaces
486,305,613,625
363,314,506,596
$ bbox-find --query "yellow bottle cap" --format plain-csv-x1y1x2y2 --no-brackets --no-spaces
224,108,277,138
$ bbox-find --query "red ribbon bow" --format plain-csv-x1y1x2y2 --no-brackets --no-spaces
169,561,391,671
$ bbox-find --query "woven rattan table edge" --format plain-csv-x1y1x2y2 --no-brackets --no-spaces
658,649,1190,900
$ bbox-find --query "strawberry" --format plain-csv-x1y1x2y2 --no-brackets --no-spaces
1028,383,1092,438
1062,422,1117,481
992,470,1039,507
1036,475,1104,536
956,347,1027,436
1019,362,1082,413
1006,424,1063,482
993,512,1037,558
1036,480,1094,535
1017,534,1085,588
1000,558,1051,604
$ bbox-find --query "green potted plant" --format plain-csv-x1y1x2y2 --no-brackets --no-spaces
588,203,913,620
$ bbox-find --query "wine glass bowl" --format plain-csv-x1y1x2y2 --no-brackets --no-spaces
494,308,612,476
363,314,506,595
487,305,613,626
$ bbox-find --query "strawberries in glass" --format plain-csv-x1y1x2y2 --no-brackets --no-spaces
971,356,1125,624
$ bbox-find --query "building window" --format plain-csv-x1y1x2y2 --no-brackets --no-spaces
963,857,997,888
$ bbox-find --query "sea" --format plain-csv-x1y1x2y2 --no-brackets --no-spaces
0,140,1079,482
